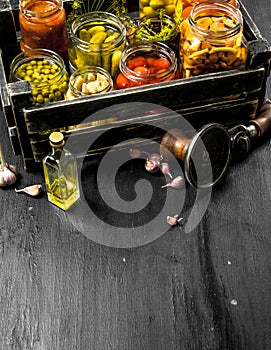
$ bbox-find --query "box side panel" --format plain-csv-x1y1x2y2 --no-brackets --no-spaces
23,68,265,165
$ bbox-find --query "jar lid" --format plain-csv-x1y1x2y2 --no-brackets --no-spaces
49,132,64,147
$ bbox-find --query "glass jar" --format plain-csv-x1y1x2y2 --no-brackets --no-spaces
135,14,180,59
65,66,113,100
139,0,176,18
179,1,248,78
175,0,240,21
10,49,69,105
68,11,127,78
119,14,138,44
43,131,80,210
19,0,68,64
115,41,178,90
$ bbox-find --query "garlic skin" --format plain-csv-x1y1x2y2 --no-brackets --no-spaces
0,164,17,187
15,184,42,197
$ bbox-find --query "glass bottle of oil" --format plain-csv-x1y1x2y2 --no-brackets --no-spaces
43,131,80,210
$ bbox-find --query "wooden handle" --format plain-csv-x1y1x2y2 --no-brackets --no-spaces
249,104,271,137
160,128,190,161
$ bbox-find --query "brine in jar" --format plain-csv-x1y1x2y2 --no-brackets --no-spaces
10,49,69,105
179,1,248,78
19,0,68,64
115,41,178,90
68,12,127,78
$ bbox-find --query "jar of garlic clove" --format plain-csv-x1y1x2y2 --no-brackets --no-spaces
65,66,113,100
179,1,248,78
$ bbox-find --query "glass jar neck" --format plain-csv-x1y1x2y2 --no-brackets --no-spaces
189,2,243,40
120,42,177,83
70,11,126,51
19,0,63,19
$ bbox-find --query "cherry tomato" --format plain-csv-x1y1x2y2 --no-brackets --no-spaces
153,58,171,70
147,67,159,74
127,56,147,70
116,73,130,89
134,66,149,74
146,57,156,67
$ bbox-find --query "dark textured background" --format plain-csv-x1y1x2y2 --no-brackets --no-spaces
0,0,271,349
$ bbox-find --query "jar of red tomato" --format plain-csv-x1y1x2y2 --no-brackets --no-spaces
19,0,68,64
115,41,178,90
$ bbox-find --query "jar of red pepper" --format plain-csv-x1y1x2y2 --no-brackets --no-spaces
19,0,68,64
115,41,178,90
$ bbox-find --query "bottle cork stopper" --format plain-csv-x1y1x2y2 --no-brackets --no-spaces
49,132,64,147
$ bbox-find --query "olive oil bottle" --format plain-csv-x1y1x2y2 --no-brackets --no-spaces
43,132,80,210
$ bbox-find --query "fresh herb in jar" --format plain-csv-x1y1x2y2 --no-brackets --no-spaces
135,10,176,42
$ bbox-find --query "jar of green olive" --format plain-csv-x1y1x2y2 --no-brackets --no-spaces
68,11,127,78
179,1,248,78
10,49,69,105
139,0,176,18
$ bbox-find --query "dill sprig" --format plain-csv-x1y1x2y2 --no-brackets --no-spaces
67,0,128,23
135,10,175,42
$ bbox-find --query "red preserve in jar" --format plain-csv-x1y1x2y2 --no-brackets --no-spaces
19,0,68,64
115,41,178,90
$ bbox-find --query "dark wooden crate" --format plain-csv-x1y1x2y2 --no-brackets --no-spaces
0,0,270,171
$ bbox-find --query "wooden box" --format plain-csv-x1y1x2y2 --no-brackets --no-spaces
0,0,270,171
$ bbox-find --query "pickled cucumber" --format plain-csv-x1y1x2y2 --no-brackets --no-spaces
70,23,126,76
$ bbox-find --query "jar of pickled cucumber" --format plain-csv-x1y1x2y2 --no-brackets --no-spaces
68,11,127,78
10,49,69,105
65,66,113,100
139,0,176,18
115,41,178,90
19,0,68,65
175,0,240,21
135,14,180,58
179,1,248,78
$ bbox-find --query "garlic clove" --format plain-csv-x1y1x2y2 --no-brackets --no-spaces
129,148,149,159
167,215,183,226
161,175,184,189
15,184,42,197
167,215,179,226
0,165,17,186
130,148,142,158
160,162,173,178
7,163,18,175
145,153,162,173
145,159,160,173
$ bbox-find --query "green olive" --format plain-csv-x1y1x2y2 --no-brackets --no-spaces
149,0,166,9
